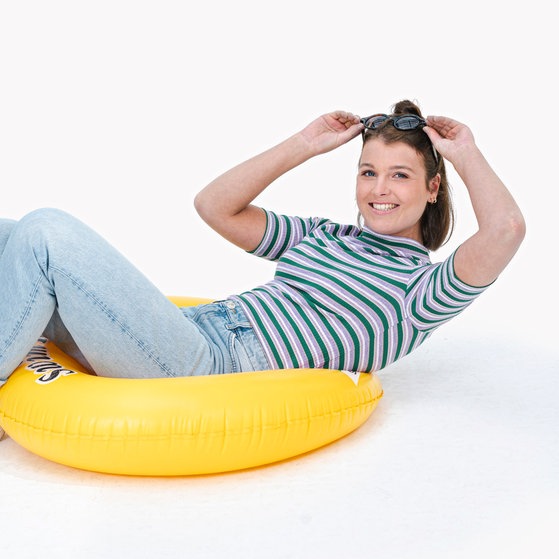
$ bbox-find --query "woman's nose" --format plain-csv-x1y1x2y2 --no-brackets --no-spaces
371,176,390,196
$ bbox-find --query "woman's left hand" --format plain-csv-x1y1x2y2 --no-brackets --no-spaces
422,115,476,164
424,115,525,288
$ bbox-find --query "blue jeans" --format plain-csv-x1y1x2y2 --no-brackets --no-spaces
0,208,269,385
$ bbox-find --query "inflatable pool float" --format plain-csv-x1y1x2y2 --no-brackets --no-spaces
0,296,383,476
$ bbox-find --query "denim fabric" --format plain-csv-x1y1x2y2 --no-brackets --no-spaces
0,208,269,384
180,301,270,374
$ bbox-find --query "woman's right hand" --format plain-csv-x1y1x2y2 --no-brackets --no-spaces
195,111,363,252
298,111,364,156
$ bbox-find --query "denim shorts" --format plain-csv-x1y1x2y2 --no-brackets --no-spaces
179,300,270,375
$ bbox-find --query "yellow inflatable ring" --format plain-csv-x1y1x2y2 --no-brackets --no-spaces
0,296,383,476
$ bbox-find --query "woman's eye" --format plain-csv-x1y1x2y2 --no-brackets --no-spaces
362,170,375,177
394,172,408,179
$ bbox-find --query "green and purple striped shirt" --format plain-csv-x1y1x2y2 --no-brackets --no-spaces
231,210,488,373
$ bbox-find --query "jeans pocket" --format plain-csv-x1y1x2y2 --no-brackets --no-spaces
228,328,253,372
229,325,270,373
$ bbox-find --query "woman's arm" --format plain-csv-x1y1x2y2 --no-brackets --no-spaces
424,116,526,287
194,111,363,252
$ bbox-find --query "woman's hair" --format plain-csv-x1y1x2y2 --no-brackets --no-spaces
361,99,454,251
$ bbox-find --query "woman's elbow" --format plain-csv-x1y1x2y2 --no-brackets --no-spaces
509,211,527,246
499,210,526,253
193,191,211,222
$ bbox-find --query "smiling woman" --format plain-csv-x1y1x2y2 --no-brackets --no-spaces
357,141,441,243
357,106,451,251
194,99,525,371
0,101,524,468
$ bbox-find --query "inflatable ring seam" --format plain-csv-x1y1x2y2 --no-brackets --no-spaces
0,391,382,442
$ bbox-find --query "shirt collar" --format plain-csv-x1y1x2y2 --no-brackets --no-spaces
357,225,431,263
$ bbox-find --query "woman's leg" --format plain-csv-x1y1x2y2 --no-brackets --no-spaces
3,217,98,374
0,208,213,384
42,309,96,374
0,219,16,256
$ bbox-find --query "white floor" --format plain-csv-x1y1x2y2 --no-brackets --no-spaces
1,1,557,557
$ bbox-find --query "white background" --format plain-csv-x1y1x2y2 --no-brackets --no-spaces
1,1,557,558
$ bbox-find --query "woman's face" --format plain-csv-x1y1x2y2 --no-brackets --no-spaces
356,138,439,243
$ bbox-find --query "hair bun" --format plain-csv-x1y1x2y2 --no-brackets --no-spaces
392,99,423,117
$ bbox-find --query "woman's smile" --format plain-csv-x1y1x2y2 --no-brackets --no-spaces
369,202,399,213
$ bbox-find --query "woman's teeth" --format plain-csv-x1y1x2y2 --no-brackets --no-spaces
372,203,397,211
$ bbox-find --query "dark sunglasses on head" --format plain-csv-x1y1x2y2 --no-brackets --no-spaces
360,113,438,163
360,113,426,131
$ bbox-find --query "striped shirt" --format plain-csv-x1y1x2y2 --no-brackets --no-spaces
231,210,489,373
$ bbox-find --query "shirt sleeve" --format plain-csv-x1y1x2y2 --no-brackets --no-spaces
248,209,331,262
407,248,493,332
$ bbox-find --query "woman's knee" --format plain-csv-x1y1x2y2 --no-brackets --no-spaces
13,208,119,276
19,207,78,230
6,208,96,267
15,208,86,245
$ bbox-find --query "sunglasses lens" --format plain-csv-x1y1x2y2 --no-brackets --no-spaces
364,115,389,129
393,116,423,130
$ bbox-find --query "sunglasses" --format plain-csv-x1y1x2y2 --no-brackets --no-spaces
360,113,438,163
360,113,426,131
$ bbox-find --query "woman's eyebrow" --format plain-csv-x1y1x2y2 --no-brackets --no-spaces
389,165,415,172
359,162,415,172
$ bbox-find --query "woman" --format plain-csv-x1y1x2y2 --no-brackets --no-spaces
194,100,525,372
0,100,525,394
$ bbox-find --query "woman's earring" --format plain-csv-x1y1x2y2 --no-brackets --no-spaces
430,197,438,204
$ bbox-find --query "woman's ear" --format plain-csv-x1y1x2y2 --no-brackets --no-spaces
428,173,441,202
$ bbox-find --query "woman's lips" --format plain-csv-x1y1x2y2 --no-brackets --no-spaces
369,202,399,212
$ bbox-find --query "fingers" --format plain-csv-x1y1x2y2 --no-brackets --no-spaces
300,110,364,154
425,115,467,138
422,125,441,144
427,115,476,146
426,115,454,134
426,115,460,126
323,111,364,148
331,110,363,129
339,122,365,143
